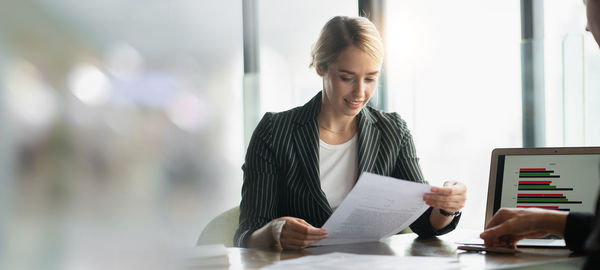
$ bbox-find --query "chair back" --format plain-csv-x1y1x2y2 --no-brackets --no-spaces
197,206,240,247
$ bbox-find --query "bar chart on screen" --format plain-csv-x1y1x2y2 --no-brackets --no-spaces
500,155,600,212
514,167,582,211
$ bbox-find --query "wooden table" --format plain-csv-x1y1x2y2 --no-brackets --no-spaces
208,231,585,269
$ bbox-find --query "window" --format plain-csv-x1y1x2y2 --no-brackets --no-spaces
257,0,358,114
385,0,522,229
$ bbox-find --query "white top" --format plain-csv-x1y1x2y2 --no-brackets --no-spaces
319,135,358,209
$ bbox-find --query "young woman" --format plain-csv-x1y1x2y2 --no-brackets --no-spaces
234,16,467,250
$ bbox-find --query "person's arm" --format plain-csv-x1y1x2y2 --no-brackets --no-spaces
564,211,595,253
234,113,279,248
234,113,328,249
480,208,568,248
408,207,461,237
429,210,454,230
582,192,600,269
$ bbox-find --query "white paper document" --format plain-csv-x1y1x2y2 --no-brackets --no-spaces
316,172,431,246
261,252,460,270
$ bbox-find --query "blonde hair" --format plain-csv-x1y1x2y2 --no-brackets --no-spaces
310,16,384,72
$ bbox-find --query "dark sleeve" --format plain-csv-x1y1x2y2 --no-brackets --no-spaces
564,212,594,253
582,194,600,270
233,113,279,247
583,216,600,269
410,207,461,237
391,113,461,237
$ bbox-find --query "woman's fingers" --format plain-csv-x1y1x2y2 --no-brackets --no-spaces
430,185,466,195
428,202,463,212
280,237,323,249
423,195,465,211
297,219,311,226
290,223,328,236
424,181,467,212
423,194,462,204
278,217,328,250
282,228,329,241
280,233,326,249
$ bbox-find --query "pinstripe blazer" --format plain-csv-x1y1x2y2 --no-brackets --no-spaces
234,91,460,247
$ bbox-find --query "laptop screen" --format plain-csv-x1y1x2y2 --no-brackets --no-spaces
486,148,600,225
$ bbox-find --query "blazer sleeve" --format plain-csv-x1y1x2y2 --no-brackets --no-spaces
565,197,600,270
391,113,461,237
583,194,600,269
234,113,280,247
564,211,594,253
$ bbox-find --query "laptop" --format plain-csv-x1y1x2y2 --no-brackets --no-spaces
483,147,600,247
458,147,600,248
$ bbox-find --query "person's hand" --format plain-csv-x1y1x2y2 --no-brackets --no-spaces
275,217,328,250
479,208,568,248
423,181,466,213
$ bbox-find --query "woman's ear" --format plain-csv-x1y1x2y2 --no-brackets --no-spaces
316,64,326,76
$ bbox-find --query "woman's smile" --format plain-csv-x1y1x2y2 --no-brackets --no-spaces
344,98,364,109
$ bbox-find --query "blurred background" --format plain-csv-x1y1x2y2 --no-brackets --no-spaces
0,0,598,269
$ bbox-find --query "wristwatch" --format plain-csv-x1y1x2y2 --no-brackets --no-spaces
439,209,462,217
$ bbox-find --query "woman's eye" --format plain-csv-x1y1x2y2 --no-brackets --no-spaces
341,77,353,82
365,78,375,82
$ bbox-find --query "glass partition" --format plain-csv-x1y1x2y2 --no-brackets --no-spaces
545,0,600,146
0,1,243,268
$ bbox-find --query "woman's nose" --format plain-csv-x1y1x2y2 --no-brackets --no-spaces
354,80,366,97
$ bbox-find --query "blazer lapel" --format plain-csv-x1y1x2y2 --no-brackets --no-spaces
293,92,332,215
357,108,380,175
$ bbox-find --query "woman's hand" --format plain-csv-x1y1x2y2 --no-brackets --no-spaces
247,217,328,250
423,181,467,213
479,208,568,248
277,217,328,250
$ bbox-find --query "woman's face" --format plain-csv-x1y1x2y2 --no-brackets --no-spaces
319,46,382,118
586,0,600,47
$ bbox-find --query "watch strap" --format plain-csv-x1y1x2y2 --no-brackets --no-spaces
439,208,461,217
